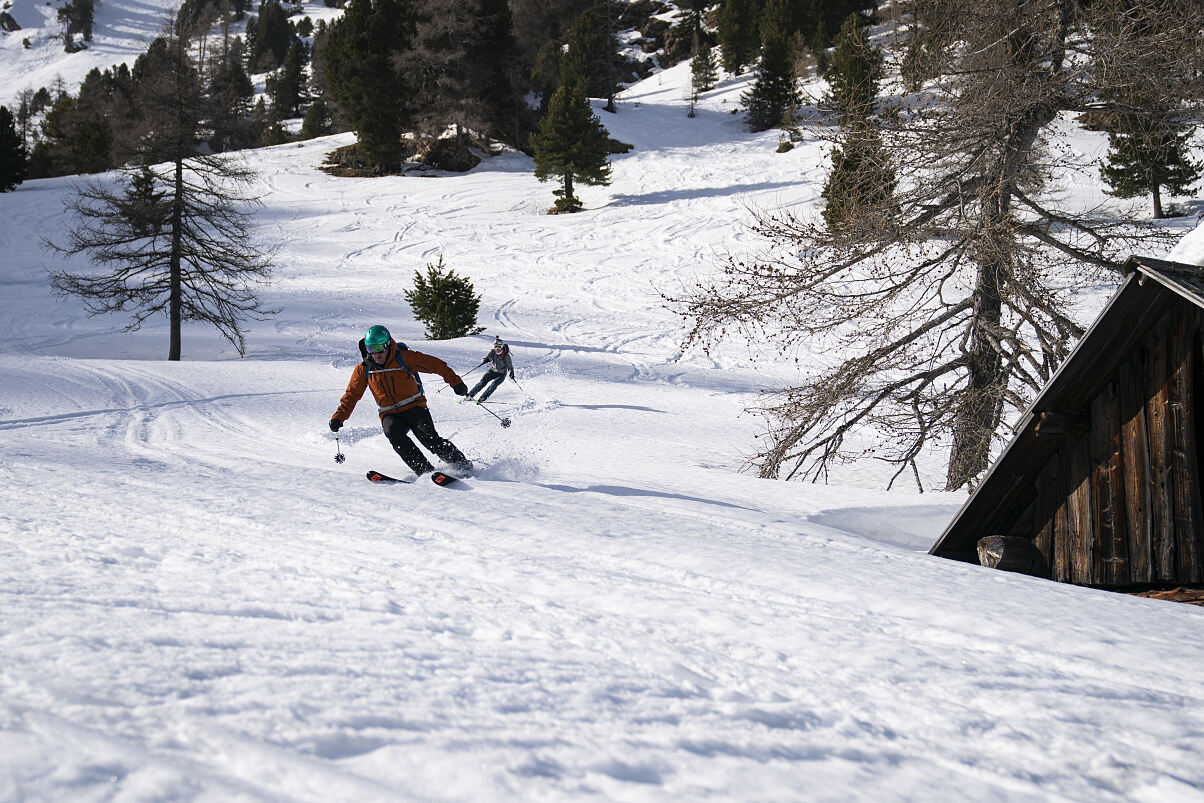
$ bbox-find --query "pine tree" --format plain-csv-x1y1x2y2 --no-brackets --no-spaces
0,106,27,191
678,0,709,43
742,0,799,132
267,39,306,118
249,0,293,70
1101,109,1201,219
559,5,620,108
322,0,414,169
208,32,257,152
404,256,485,340
530,79,612,214
717,0,760,75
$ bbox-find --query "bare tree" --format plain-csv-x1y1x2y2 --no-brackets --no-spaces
47,19,275,360
673,0,1204,491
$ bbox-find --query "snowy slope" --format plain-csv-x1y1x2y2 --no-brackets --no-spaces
0,0,343,111
3,44,1204,803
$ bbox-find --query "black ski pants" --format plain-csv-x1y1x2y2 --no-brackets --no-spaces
381,406,470,475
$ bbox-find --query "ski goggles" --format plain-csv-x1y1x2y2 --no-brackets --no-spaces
367,342,388,354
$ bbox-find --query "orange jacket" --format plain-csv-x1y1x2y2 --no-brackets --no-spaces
333,341,462,421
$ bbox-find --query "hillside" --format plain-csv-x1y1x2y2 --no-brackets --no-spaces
3,22,1204,803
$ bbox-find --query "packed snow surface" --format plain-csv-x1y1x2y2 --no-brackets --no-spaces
3,15,1204,801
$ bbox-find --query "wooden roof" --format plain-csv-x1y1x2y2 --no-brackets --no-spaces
930,255,1204,563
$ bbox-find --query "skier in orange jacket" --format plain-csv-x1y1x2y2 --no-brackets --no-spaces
329,325,473,476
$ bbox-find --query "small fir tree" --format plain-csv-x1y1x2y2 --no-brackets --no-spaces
821,126,896,233
404,256,485,340
1101,109,1201,219
820,12,894,233
742,0,800,132
0,106,29,191
530,80,613,214
823,13,880,124
691,39,720,97
300,98,333,139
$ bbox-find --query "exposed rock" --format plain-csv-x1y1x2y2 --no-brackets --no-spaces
607,138,634,155
0,11,21,32
418,137,481,172
618,0,669,29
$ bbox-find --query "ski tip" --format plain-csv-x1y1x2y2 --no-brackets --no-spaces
430,471,460,486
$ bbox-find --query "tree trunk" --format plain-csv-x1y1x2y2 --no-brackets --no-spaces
1151,182,1164,220
563,170,575,207
168,156,184,361
947,262,1005,488
946,99,1057,489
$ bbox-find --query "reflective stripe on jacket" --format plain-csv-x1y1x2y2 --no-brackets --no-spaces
333,340,462,421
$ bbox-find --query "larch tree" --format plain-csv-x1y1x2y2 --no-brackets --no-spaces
47,20,275,361
672,0,1204,491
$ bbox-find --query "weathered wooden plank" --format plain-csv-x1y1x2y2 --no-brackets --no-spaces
1168,309,1204,582
1052,447,1073,583
1145,314,1176,580
1067,435,1094,585
1118,349,1152,584
1033,457,1058,576
1089,381,1126,585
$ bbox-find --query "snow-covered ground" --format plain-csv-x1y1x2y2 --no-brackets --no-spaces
3,28,1204,801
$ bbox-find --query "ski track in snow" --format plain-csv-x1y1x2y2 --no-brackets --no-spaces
3,22,1204,802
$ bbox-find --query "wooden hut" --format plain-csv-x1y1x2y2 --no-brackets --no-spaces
930,255,1204,589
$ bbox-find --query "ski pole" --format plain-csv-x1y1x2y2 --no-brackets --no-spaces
333,434,346,463
438,363,484,393
475,401,512,428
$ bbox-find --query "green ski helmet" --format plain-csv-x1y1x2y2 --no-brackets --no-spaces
364,324,391,352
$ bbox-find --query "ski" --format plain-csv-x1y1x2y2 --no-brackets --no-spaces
366,470,418,484
366,469,461,487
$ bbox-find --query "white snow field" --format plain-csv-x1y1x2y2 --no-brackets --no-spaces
4,31,1204,803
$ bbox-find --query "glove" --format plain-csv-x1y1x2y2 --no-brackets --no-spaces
480,358,488,365
509,371,515,380
453,382,468,396
328,417,343,432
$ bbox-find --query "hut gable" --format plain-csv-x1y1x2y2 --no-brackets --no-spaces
930,256,1204,589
